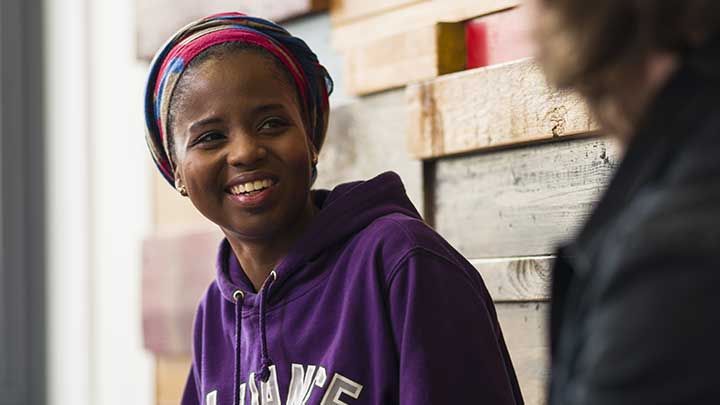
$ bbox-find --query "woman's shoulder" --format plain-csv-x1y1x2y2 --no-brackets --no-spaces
353,212,467,273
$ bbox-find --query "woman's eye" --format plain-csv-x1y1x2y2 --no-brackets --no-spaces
194,131,224,145
259,118,288,133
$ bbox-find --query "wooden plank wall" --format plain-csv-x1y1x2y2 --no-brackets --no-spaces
139,2,618,404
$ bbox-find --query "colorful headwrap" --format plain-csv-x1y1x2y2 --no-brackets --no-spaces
144,12,333,187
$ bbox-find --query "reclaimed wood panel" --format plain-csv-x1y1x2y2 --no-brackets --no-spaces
496,302,548,405
330,0,424,24
136,0,330,60
408,59,598,159
466,7,534,69
432,136,619,258
331,0,519,49
344,23,466,95
474,257,552,302
157,356,192,405
142,228,221,355
316,88,424,213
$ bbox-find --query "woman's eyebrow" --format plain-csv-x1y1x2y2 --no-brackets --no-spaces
189,117,223,132
251,103,287,115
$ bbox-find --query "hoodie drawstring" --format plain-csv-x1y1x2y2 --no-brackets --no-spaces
256,270,277,384
232,289,245,405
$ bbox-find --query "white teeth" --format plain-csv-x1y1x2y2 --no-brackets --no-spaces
229,179,273,195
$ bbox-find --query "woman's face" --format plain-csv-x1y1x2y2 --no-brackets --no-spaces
170,50,315,241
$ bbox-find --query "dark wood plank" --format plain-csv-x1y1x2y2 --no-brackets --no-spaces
432,137,619,258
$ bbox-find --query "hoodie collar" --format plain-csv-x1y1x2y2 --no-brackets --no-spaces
215,171,421,304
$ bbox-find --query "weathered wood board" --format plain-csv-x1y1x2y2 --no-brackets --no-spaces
157,356,192,405
344,22,466,95
330,0,424,24
432,136,619,258
136,0,329,60
474,257,553,302
316,88,424,213
408,59,598,159
331,0,519,49
142,228,221,355
496,302,549,405
466,7,534,69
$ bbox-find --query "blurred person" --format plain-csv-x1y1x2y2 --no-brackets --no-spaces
527,0,720,403
144,12,523,405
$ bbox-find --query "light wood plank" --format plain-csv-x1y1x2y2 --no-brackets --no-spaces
496,302,548,405
157,356,192,404
330,0,425,24
432,136,619,258
474,257,552,302
331,0,519,49
407,59,598,159
316,88,424,213
344,22,466,95
136,0,329,60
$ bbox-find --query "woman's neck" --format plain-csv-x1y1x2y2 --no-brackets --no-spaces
224,198,318,292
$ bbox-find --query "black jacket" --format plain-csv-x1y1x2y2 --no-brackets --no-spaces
549,39,720,404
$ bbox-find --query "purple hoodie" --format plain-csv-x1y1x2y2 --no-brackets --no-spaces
182,172,523,405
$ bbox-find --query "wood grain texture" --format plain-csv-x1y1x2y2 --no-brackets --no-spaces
474,257,552,302
157,356,192,405
408,59,598,159
344,22,466,95
316,88,424,213
330,0,424,24
136,0,329,60
432,136,619,258
142,228,222,355
496,302,548,405
331,0,519,49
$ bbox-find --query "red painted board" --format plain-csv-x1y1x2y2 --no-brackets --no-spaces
465,7,534,69
142,229,221,355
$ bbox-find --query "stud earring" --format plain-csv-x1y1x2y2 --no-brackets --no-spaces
175,179,188,197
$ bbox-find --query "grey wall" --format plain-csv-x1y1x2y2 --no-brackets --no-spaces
0,0,46,403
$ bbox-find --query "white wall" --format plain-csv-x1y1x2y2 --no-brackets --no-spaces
45,0,154,403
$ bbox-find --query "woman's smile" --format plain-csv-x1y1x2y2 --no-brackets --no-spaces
225,172,280,208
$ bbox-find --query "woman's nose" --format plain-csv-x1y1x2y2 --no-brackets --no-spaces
226,132,267,167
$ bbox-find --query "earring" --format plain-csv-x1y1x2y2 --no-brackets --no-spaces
311,151,319,165
175,179,188,197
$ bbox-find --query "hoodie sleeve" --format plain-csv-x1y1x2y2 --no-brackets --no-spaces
387,248,522,405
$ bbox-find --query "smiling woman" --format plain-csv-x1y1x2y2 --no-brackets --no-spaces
144,12,523,405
